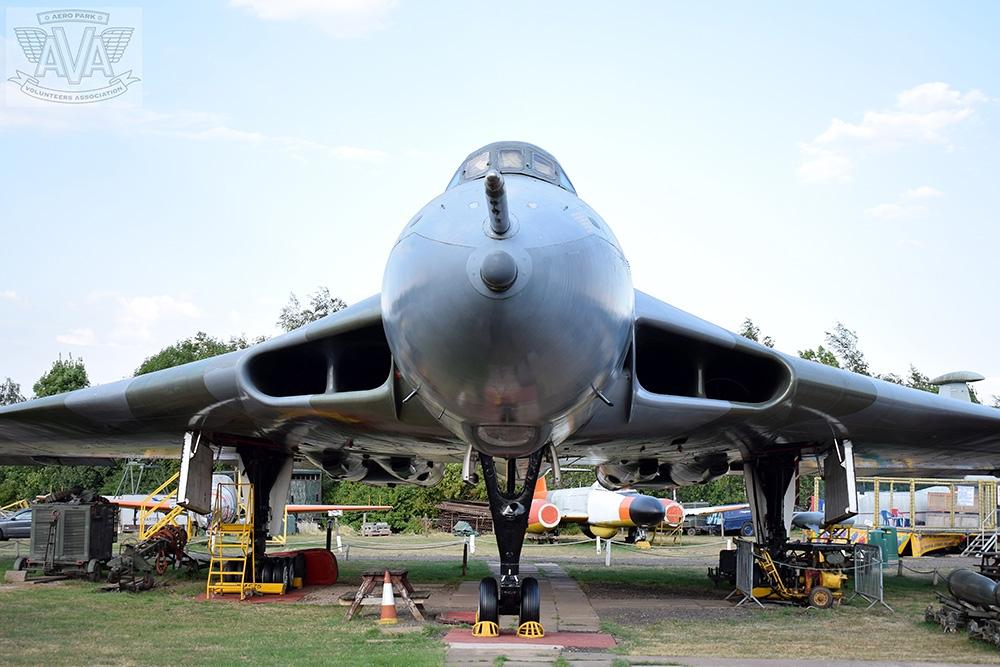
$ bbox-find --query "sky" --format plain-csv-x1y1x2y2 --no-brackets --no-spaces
1,1,999,401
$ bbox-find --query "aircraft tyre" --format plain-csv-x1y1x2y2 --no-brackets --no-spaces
478,577,499,624
809,586,834,609
519,577,540,623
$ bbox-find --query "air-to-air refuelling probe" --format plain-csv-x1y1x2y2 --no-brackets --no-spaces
3,142,1000,632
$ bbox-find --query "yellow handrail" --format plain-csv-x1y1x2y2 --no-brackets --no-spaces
0,499,29,514
138,472,185,540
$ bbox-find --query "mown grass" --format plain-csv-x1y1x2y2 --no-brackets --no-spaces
0,556,489,667
570,565,1000,663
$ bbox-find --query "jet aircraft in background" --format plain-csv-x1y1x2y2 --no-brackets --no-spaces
2,141,999,631
533,478,683,541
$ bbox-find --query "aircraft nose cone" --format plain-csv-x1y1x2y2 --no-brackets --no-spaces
480,250,518,292
628,495,666,527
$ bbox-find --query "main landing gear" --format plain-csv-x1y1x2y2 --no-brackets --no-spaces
474,449,545,638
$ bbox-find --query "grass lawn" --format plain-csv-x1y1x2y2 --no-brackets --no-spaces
568,565,1000,664
0,556,488,667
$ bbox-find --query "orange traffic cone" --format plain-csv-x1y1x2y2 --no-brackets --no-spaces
379,570,398,625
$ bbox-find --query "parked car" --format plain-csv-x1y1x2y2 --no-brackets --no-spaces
682,514,720,536
0,507,32,540
706,508,754,536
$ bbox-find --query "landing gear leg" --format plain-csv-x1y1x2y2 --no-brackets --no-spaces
476,449,546,637
237,447,287,578
743,453,799,548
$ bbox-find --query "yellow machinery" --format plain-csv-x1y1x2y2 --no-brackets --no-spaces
138,472,193,542
810,475,998,558
751,546,847,608
0,499,29,515
205,480,286,599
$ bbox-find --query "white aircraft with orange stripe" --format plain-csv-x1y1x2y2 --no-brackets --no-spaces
526,478,684,540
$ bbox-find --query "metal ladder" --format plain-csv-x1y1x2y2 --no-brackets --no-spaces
206,482,255,599
962,531,998,557
137,471,193,541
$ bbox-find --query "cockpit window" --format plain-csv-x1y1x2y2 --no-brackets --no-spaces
499,149,524,170
464,151,490,179
447,141,576,194
531,153,555,179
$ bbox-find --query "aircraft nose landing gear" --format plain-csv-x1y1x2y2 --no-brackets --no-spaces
473,450,546,638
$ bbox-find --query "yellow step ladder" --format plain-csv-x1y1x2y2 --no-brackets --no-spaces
205,481,286,599
206,481,255,599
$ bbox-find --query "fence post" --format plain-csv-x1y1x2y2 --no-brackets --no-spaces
462,541,468,577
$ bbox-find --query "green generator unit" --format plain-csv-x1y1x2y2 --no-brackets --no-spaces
15,502,119,579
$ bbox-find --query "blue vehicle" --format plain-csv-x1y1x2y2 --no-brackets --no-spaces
707,508,754,536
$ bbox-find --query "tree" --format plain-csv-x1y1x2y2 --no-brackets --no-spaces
825,322,870,376
993,395,1000,409
0,378,25,406
904,365,937,393
737,318,775,348
277,287,347,332
323,463,488,533
798,345,840,368
135,332,259,375
0,357,103,504
33,354,89,397
675,475,746,506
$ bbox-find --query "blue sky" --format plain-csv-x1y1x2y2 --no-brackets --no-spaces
1,1,998,400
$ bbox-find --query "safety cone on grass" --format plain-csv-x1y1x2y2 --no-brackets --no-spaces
379,570,398,625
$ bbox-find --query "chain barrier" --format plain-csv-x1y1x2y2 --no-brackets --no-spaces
523,538,594,547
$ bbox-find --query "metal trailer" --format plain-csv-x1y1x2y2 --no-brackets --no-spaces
12,501,119,580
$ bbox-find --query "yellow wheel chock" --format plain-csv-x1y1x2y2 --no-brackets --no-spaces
516,621,544,638
472,620,500,637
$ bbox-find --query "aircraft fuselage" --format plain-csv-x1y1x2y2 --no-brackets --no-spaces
381,143,634,457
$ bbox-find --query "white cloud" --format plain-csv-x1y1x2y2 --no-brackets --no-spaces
0,105,384,162
230,0,397,38
799,83,987,183
56,328,97,346
866,185,944,220
797,146,853,184
113,295,200,342
865,203,927,220
896,82,987,113
0,290,18,301
902,185,943,200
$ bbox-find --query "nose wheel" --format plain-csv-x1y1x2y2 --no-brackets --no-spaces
473,448,547,638
474,576,543,638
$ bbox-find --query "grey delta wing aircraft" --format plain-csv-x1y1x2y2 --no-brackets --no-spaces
2,141,1000,628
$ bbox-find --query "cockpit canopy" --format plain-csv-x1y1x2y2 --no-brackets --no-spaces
447,141,576,194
